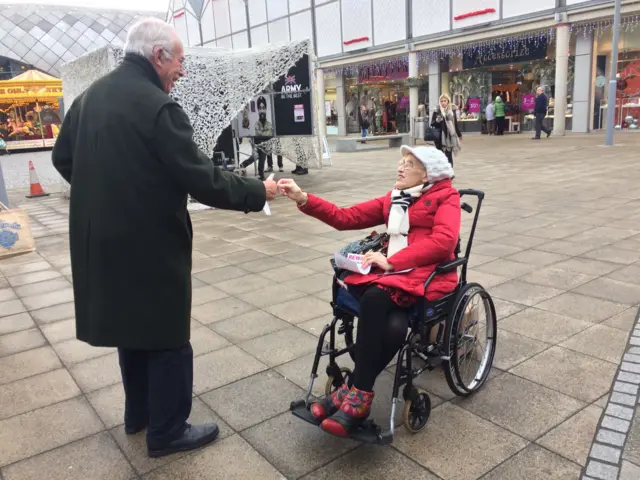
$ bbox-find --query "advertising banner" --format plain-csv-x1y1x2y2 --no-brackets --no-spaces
522,94,536,111
237,94,275,138
272,54,313,136
467,97,481,113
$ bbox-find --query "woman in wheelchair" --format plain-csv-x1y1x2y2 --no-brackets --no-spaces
278,145,460,437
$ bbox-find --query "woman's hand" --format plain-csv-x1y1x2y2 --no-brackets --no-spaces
277,178,308,205
362,251,394,272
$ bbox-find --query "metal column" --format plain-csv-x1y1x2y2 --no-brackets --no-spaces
605,0,622,146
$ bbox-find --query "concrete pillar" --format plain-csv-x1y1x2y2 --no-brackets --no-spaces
553,23,570,136
428,59,440,116
572,32,594,133
409,51,419,144
335,73,347,136
316,67,327,139
589,37,599,130
441,72,450,98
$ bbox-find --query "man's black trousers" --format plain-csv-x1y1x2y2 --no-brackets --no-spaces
535,113,551,138
118,343,193,448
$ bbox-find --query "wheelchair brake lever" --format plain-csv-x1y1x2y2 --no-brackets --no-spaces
461,202,473,214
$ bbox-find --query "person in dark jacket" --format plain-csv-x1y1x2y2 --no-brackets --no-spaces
52,18,276,458
430,94,462,165
533,86,552,139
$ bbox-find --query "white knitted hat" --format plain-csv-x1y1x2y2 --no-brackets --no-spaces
400,145,454,183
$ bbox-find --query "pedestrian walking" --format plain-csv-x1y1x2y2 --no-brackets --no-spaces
360,105,370,142
485,100,495,135
430,93,462,166
265,153,283,173
52,17,276,458
533,86,552,139
494,96,506,135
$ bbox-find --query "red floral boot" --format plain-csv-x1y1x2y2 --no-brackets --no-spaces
320,386,374,437
310,383,350,421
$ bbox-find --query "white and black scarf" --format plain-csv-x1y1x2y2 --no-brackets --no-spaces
387,183,433,257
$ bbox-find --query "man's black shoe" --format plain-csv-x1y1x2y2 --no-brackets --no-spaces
147,423,219,458
294,168,309,175
532,137,540,140
291,166,302,174
546,130,552,138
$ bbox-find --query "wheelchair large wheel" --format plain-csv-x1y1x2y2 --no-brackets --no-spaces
443,283,497,397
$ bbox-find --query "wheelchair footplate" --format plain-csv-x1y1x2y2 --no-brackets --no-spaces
290,400,393,445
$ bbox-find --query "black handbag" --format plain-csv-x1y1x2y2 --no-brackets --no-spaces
330,231,389,278
425,126,441,142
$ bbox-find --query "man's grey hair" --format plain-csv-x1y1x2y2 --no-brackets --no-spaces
124,18,177,60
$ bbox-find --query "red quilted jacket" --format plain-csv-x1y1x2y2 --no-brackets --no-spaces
299,180,461,300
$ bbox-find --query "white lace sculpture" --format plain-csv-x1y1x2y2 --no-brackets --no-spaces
58,40,320,197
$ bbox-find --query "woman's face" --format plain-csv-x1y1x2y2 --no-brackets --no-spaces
395,153,428,190
440,98,449,109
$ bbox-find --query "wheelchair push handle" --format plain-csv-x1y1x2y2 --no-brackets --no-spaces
458,189,485,200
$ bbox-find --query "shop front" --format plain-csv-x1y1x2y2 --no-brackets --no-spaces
593,27,640,131
446,37,574,134
0,70,62,150
323,71,339,135
343,61,425,136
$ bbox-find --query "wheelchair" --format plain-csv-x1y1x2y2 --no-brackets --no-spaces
290,189,497,444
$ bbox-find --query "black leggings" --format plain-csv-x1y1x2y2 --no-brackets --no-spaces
352,286,409,392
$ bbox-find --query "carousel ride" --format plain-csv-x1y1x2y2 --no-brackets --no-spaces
0,69,63,149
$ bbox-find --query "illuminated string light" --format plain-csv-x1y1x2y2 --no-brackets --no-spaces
323,16,640,76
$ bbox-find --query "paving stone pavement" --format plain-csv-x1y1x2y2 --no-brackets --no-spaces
2,132,640,479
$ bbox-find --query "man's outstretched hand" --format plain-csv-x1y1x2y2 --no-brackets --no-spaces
263,179,277,201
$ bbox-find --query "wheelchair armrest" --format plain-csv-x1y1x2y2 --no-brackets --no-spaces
435,258,467,274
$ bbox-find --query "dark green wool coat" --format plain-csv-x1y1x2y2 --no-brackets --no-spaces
52,54,266,350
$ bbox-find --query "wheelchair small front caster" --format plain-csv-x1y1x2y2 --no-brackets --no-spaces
403,388,431,433
325,367,352,396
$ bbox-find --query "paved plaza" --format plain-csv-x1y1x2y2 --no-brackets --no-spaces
1,133,640,479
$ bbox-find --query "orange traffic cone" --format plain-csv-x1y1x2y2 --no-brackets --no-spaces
26,160,50,198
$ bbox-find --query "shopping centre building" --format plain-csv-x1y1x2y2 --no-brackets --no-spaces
165,0,640,138
0,3,160,150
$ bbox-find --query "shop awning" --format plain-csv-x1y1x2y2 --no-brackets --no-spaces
0,69,63,101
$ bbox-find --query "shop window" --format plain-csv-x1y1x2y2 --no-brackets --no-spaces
446,55,575,134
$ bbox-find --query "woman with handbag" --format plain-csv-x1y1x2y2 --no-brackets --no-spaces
360,105,370,142
278,145,460,437
430,94,462,166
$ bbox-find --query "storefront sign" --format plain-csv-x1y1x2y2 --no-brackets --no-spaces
522,94,536,110
467,98,481,113
462,38,548,69
0,86,62,100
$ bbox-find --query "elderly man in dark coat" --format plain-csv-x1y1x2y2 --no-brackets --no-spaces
52,18,277,458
